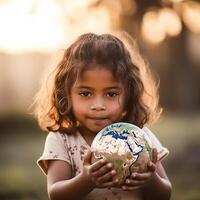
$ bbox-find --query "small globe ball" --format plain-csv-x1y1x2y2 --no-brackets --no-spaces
91,122,152,185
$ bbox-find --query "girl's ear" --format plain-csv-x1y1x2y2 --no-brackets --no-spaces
121,111,127,118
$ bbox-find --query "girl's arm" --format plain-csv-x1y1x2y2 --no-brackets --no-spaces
47,151,117,200
47,160,94,200
140,162,172,200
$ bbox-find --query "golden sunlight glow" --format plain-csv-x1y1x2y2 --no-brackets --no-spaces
182,1,200,34
120,0,137,16
141,7,183,44
63,0,99,15
141,10,166,44
162,0,184,3
0,0,64,53
159,8,182,37
0,0,110,53
63,7,110,45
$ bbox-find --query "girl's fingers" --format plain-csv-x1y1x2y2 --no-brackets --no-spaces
125,178,146,186
90,158,107,172
98,180,118,188
151,148,158,164
147,161,156,172
83,150,92,165
130,172,152,180
122,185,142,191
122,176,148,191
96,169,116,183
122,152,158,191
93,163,113,177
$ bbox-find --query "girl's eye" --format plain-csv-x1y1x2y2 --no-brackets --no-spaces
79,91,92,97
106,92,119,97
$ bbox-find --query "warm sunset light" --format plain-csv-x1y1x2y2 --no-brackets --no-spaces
120,0,137,16
162,0,184,3
182,1,200,34
1,0,199,50
141,10,166,44
141,7,182,44
0,0,110,54
159,8,182,36
1,2,200,199
0,0,65,53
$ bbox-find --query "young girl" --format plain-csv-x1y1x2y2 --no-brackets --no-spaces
35,32,172,200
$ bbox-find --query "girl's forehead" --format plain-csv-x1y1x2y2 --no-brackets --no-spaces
81,66,114,80
74,66,123,88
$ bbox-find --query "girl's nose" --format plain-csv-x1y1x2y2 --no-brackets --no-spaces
90,104,106,111
90,98,106,111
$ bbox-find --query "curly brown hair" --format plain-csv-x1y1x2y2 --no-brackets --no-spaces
33,32,162,133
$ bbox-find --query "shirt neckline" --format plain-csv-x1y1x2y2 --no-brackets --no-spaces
76,131,91,148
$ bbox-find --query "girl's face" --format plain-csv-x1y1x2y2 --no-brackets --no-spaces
71,65,127,135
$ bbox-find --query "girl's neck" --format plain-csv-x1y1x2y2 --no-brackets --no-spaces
78,126,97,146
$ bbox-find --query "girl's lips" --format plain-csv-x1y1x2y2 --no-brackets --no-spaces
87,116,108,120
87,117,109,124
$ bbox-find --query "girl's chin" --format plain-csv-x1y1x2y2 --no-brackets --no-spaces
86,126,105,135
81,123,109,135
90,121,111,132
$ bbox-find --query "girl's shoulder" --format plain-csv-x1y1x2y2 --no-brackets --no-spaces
142,126,169,161
37,131,89,175
46,131,86,147
142,126,159,140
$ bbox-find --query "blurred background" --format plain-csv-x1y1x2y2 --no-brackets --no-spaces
0,0,200,199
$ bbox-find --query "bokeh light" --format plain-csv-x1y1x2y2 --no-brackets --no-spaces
141,7,183,44
141,10,166,44
182,1,200,34
159,7,182,37
0,0,110,53
119,0,137,16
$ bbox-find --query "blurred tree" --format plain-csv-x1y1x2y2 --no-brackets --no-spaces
101,0,200,113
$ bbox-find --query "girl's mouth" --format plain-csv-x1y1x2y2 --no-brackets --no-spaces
87,116,109,125
87,116,108,121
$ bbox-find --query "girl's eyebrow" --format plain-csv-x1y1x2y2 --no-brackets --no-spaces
104,86,122,90
75,85,123,90
75,86,93,90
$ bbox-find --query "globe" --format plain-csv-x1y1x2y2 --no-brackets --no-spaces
91,122,152,185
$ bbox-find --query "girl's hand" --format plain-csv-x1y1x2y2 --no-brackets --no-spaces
82,150,118,188
122,148,158,191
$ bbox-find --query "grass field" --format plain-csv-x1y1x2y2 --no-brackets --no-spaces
0,113,200,200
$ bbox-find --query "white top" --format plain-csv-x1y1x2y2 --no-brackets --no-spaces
37,127,169,200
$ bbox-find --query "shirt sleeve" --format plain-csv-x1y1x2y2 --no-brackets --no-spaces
37,132,71,175
142,127,169,161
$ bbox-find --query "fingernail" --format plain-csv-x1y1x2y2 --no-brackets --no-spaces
148,162,153,167
126,179,130,184
111,170,116,175
107,163,112,168
101,159,106,164
132,173,136,178
122,186,126,190
115,180,119,184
